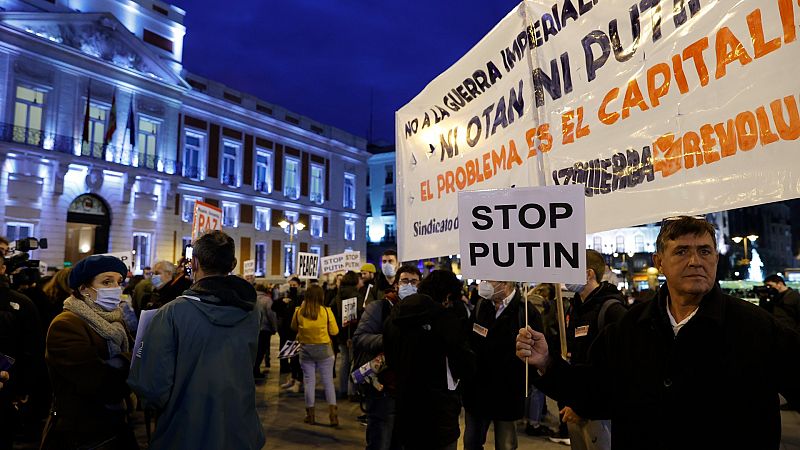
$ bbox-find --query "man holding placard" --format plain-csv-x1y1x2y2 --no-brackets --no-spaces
516,216,800,450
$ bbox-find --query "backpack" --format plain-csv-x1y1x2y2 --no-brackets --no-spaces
597,298,623,331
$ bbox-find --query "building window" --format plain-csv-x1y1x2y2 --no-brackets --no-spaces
344,219,356,241
310,215,323,238
255,150,272,193
284,211,299,235
284,244,296,276
593,236,603,252
343,173,356,209
385,165,393,184
384,190,395,208
183,131,204,180
255,207,271,231
255,242,267,276
310,245,321,257
386,223,396,238
132,232,151,274
310,164,324,204
4,222,34,243
137,117,159,169
635,235,645,253
222,202,239,228
83,103,108,158
13,85,45,146
616,235,625,253
221,141,240,186
181,195,202,223
284,157,300,199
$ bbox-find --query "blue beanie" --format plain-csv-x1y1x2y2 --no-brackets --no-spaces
68,255,129,289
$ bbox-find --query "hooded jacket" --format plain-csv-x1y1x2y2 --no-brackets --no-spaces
566,282,627,366
128,275,265,450
383,293,474,449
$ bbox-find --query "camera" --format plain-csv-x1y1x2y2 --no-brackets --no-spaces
5,237,48,289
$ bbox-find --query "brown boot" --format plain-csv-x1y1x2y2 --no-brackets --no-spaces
304,407,315,425
329,404,339,427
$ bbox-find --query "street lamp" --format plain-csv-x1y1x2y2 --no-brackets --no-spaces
279,217,306,276
732,235,758,264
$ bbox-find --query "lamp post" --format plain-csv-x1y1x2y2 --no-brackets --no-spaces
732,235,758,264
278,217,305,277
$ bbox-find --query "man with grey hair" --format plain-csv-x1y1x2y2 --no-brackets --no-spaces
140,260,191,311
516,216,800,449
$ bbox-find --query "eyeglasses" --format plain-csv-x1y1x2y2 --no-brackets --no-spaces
398,278,419,286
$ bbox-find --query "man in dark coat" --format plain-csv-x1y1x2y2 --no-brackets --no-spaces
463,281,542,450
517,216,800,450
765,274,800,333
272,277,303,390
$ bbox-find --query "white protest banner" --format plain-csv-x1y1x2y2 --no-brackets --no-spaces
243,260,255,277
344,251,361,271
191,201,223,241
321,254,346,275
296,252,320,279
397,0,800,261
458,185,586,283
342,297,358,327
97,251,134,272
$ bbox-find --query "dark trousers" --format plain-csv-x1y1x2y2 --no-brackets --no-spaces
365,392,401,450
254,330,272,373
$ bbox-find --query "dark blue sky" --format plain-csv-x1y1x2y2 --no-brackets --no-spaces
170,1,518,144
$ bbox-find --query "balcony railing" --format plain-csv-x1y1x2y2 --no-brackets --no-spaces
256,181,272,193
221,173,238,186
284,186,299,199
310,192,324,204
183,165,202,180
0,123,177,173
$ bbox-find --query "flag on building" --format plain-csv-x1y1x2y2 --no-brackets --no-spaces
103,88,117,153
126,95,136,148
81,84,91,145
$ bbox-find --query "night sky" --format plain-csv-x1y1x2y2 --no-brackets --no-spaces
169,0,518,145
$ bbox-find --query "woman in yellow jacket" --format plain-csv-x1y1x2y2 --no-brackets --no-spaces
291,285,339,426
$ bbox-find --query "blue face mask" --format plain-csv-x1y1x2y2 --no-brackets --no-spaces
151,275,163,289
398,284,417,300
564,283,586,294
93,287,122,311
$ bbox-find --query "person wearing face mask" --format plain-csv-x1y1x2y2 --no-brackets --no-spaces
554,250,627,450
139,261,192,314
353,264,420,449
272,277,305,391
377,250,400,293
383,270,475,450
328,271,365,400
42,255,138,450
462,280,542,450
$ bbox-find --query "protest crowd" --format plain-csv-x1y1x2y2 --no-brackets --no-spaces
1,215,800,450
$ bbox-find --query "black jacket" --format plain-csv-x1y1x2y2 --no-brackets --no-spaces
0,282,44,399
566,282,627,366
383,294,474,449
774,287,800,333
271,288,302,338
463,290,543,421
536,284,800,450
329,285,365,346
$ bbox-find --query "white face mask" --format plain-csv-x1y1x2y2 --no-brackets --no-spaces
382,262,396,278
92,287,122,311
478,281,495,300
398,284,417,300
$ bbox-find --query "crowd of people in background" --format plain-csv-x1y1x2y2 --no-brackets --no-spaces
2,217,800,449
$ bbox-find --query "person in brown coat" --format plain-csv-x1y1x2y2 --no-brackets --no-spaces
42,255,138,450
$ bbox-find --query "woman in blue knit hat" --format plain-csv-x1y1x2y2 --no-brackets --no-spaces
41,255,138,450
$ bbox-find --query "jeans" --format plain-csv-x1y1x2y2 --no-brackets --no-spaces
567,420,611,450
299,354,337,408
365,393,400,450
463,411,518,450
527,385,546,425
338,342,354,396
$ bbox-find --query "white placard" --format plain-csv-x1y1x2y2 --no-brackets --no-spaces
191,201,223,241
397,0,800,261
342,297,358,327
321,251,363,274
97,251,134,272
458,185,586,283
243,260,255,277
296,252,320,279
278,340,302,359
38,261,48,276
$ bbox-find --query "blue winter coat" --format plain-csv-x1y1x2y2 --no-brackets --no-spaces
128,275,265,450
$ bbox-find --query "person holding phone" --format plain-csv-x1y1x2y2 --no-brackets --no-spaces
42,255,137,450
